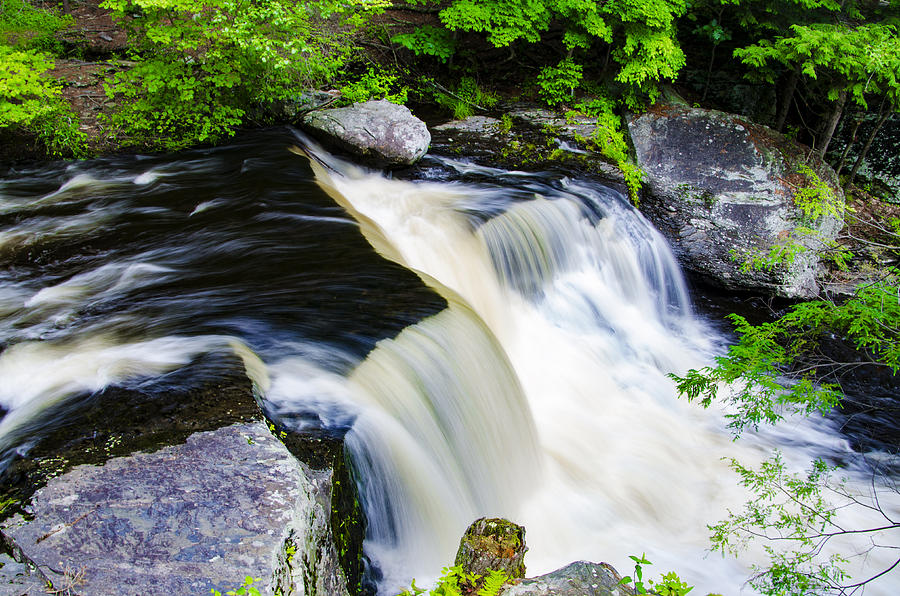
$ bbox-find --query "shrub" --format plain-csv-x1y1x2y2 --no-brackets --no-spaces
0,45,85,156
101,0,385,150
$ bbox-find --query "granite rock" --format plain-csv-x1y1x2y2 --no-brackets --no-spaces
1,422,349,596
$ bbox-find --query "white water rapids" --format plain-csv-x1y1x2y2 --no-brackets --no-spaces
0,134,896,594
266,143,898,595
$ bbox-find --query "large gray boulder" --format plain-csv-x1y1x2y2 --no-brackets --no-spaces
302,99,430,166
1,422,349,596
502,561,634,596
628,105,843,298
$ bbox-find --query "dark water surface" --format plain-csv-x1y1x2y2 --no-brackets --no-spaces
0,129,445,361
0,127,445,484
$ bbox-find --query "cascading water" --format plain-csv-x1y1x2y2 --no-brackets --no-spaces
0,129,896,595
283,139,899,594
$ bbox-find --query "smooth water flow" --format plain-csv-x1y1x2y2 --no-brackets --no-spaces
0,130,896,595
292,142,899,594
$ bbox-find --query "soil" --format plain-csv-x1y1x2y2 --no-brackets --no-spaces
47,0,129,154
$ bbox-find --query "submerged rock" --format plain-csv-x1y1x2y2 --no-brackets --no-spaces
433,115,503,136
302,99,431,167
0,553,44,595
628,105,843,298
1,421,350,596
507,107,598,140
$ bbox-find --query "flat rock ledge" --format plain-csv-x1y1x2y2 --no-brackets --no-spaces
628,105,843,298
1,422,348,596
302,99,431,167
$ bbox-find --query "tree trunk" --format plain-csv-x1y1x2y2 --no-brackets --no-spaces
775,65,800,132
701,45,717,103
816,89,847,159
848,106,891,185
834,110,862,177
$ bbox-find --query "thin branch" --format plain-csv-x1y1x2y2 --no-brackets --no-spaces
840,556,900,590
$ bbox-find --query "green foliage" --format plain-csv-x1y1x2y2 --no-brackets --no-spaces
734,22,900,109
693,18,731,46
391,25,457,62
792,165,842,222
340,66,409,105
704,452,900,596
101,0,382,150
0,45,85,156
0,0,72,51
536,57,582,105
211,576,262,596
672,221,900,593
398,566,510,596
396,0,687,107
672,264,899,436
571,95,645,205
431,76,497,120
619,553,694,595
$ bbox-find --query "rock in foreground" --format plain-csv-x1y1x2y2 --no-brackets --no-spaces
1,422,348,596
628,105,843,298
302,99,430,167
503,561,634,596
455,517,527,580
449,517,633,596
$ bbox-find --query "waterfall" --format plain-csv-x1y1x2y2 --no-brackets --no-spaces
0,131,895,595
279,140,900,595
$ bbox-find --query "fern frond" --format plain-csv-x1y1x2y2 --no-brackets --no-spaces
476,570,510,596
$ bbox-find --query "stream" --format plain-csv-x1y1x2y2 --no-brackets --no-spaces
0,128,897,595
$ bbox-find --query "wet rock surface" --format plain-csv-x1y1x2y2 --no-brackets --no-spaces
0,553,44,595
628,105,843,298
0,353,261,514
455,517,527,581
503,561,635,596
302,99,431,167
425,109,622,186
1,421,350,596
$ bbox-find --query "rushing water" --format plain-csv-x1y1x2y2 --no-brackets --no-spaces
0,128,897,595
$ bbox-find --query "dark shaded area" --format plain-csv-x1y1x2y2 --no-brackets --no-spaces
814,338,900,458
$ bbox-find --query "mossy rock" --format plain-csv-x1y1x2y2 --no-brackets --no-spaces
454,517,527,580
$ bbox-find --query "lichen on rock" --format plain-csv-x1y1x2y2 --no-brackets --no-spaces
454,517,527,581
628,104,844,298
302,100,431,167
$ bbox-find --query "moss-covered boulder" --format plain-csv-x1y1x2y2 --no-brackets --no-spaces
454,517,527,581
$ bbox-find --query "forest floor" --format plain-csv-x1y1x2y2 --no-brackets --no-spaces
49,0,127,154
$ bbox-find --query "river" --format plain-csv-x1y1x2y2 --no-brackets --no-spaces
1,128,897,595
